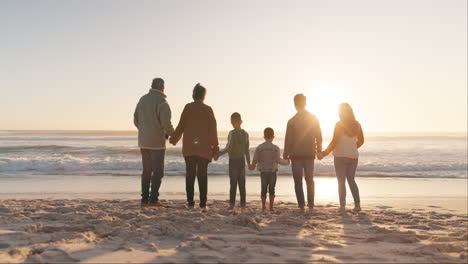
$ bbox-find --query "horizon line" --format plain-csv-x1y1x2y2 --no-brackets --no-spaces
0,129,466,135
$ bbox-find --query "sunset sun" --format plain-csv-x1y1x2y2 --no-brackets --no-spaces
306,85,346,133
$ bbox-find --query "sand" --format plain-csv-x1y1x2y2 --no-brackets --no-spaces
0,199,467,263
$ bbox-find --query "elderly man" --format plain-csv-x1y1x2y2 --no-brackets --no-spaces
134,78,174,207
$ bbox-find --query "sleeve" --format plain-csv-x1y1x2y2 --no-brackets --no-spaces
218,131,232,156
283,120,292,158
169,105,187,145
208,108,219,153
133,102,139,128
158,102,175,137
315,117,323,153
244,132,251,164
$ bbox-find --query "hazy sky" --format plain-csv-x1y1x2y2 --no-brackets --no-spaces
1,0,466,133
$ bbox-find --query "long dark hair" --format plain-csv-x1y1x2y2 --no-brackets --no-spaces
339,103,360,137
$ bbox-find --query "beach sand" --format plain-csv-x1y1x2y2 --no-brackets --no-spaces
0,198,467,263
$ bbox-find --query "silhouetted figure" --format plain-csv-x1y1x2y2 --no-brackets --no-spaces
218,112,251,210
170,83,219,210
249,127,289,211
134,78,174,207
318,103,364,212
284,94,322,211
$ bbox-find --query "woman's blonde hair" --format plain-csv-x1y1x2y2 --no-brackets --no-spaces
339,103,360,137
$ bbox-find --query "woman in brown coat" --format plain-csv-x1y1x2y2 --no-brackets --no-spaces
170,83,219,209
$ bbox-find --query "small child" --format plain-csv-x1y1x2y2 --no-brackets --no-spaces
249,127,289,211
218,112,251,210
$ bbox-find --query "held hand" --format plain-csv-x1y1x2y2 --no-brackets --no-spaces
283,154,289,160
168,137,176,146
248,164,255,171
317,152,324,160
213,153,219,161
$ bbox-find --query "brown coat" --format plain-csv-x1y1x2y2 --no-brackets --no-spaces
170,101,219,161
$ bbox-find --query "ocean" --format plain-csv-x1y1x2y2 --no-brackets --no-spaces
0,130,466,179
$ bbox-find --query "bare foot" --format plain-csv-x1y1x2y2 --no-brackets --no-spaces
269,207,274,212
308,207,314,212
227,205,235,210
262,206,266,211
339,206,346,211
241,206,246,212
299,207,305,212
353,206,362,212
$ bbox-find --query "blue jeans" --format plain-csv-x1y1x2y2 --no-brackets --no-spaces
140,149,165,203
229,158,246,206
334,157,360,207
291,159,315,208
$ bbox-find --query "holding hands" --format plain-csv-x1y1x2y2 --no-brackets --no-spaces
248,163,256,171
168,136,177,146
317,151,327,160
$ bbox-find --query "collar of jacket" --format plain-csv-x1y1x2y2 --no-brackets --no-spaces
149,89,166,98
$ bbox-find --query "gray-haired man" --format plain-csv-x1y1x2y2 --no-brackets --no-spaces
134,78,174,207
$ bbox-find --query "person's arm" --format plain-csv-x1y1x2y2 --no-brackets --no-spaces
249,147,259,170
208,108,219,155
133,102,139,128
322,123,341,156
244,132,251,165
218,131,232,156
283,121,292,159
169,105,187,145
158,102,175,137
278,147,290,166
315,118,323,153
357,124,364,148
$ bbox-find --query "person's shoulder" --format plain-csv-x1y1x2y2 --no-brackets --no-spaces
256,141,267,150
140,92,150,100
201,103,215,115
307,111,318,121
183,102,196,109
287,114,297,125
200,103,213,110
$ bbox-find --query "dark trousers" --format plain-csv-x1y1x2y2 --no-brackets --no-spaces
140,149,165,203
229,158,246,206
291,159,315,208
261,171,277,199
184,155,209,208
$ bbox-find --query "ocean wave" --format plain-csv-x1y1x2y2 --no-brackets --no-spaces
0,145,183,156
0,156,466,178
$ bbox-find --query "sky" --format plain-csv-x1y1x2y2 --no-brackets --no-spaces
0,0,466,133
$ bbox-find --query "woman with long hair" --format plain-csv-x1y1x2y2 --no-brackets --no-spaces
169,83,219,211
319,103,364,212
